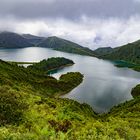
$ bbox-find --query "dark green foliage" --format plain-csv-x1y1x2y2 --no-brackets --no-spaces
93,47,114,56
0,86,28,125
112,60,140,71
113,60,136,68
0,58,82,96
22,34,45,45
0,32,32,48
131,84,140,98
58,72,83,92
27,57,74,74
93,40,140,71
0,58,140,139
0,31,96,57
100,40,140,65
132,66,140,71
38,36,96,57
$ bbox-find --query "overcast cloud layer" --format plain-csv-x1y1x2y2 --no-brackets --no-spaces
0,0,140,49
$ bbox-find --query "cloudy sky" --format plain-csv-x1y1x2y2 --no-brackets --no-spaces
0,0,140,49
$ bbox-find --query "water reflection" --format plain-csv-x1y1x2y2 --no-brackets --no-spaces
0,47,140,113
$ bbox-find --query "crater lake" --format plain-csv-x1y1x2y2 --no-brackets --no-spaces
0,47,140,113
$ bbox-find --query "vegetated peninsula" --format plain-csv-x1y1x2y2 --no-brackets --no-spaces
1,31,140,68
0,57,140,139
27,57,74,74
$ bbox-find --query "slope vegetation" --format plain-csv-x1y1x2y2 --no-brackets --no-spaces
22,34,45,45
27,57,74,74
0,32,96,57
0,59,140,139
38,36,96,56
93,47,114,56
0,32,32,48
97,40,140,64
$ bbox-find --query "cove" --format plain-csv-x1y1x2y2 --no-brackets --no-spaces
0,47,140,113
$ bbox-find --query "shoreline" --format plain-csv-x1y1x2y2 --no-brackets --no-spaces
5,59,140,114
47,63,74,74
6,61,37,65
107,60,140,72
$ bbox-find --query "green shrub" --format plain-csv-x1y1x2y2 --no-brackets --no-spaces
0,86,28,125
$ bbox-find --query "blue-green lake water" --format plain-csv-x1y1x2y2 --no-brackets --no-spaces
0,47,140,113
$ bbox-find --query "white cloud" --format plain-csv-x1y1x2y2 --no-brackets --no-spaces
1,15,140,50
134,0,140,2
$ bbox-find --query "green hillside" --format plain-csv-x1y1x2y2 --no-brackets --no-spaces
93,47,114,56
22,34,45,45
38,36,96,57
27,57,74,74
0,58,83,97
0,32,33,48
0,32,96,57
0,31,96,57
0,58,140,139
99,40,140,64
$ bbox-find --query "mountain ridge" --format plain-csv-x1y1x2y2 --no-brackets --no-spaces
0,31,33,48
93,47,114,56
22,34,46,45
94,39,140,65
38,36,96,56
1,31,140,64
0,31,96,57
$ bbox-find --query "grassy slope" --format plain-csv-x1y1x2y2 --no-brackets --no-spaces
0,59,83,96
101,40,140,65
0,32,33,48
93,40,140,71
0,59,140,139
38,36,96,57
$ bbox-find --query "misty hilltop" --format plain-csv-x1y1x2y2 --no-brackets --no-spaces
0,31,96,57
